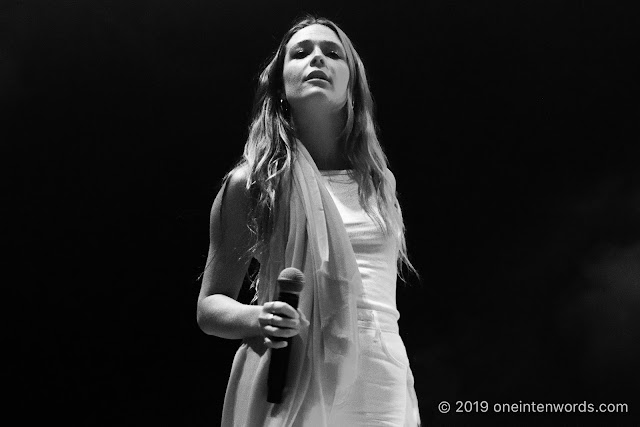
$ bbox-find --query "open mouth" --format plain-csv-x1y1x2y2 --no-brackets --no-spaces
305,70,329,82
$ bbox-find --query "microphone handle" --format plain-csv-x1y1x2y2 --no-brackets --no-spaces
266,292,299,404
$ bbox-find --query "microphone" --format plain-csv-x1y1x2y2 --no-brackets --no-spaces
267,267,305,404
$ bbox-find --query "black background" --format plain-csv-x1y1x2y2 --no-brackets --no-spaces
3,0,640,425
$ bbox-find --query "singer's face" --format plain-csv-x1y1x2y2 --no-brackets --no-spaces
282,24,350,113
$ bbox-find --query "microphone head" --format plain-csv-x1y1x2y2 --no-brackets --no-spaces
277,267,305,294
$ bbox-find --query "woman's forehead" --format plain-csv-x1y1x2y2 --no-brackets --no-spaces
286,24,343,49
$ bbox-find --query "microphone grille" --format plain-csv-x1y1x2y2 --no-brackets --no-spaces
277,267,305,293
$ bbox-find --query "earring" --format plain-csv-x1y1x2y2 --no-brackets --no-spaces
279,97,290,114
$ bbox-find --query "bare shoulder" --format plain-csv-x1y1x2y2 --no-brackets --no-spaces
384,167,397,192
209,164,254,250
224,164,251,202
212,164,251,219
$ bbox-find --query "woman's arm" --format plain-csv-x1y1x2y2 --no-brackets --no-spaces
197,167,300,346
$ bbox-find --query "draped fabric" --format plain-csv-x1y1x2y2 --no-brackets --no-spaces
221,142,363,426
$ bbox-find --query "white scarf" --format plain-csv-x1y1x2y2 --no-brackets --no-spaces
221,142,362,426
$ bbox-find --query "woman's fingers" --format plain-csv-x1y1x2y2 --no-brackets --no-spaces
261,303,300,328
259,313,299,330
263,336,288,349
259,302,302,342
263,324,299,338
264,301,299,320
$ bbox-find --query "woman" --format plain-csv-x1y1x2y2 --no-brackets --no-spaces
197,15,420,426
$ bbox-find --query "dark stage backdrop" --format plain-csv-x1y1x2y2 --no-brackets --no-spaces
4,1,640,425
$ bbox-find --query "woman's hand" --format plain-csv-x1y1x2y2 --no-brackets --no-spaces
259,301,308,349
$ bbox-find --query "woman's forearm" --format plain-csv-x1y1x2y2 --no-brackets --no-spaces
197,294,262,339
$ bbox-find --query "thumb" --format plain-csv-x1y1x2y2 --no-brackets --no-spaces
297,308,310,327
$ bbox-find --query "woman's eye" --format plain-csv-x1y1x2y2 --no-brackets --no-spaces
327,50,341,59
293,50,307,58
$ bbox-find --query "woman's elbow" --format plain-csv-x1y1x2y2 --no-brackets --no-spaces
196,296,219,336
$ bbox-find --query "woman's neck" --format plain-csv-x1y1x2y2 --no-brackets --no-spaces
292,107,350,170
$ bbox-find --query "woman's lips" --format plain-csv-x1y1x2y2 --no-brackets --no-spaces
304,70,330,82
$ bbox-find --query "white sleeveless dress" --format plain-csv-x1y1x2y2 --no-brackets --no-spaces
220,144,420,426
319,170,420,426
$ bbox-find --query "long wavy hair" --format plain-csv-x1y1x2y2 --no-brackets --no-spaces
224,14,417,282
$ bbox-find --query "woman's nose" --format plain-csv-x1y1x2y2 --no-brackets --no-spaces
309,46,326,67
